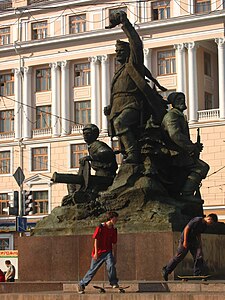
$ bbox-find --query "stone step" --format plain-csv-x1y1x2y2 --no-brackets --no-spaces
0,280,225,297
63,280,225,293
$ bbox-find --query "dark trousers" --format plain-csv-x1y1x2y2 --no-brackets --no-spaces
166,240,204,275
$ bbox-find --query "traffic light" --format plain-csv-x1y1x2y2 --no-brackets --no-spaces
24,191,34,215
3,191,19,216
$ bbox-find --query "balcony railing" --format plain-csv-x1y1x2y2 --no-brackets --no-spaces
32,127,52,137
0,0,12,10
71,124,84,134
198,109,220,121
0,131,15,140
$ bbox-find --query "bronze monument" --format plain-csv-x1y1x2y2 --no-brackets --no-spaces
32,11,212,235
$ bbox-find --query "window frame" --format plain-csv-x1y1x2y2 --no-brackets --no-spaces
0,109,14,133
74,100,91,125
32,190,49,215
157,49,176,75
152,0,171,20
69,14,86,34
0,27,10,45
29,144,50,173
36,68,51,92
0,233,13,249
36,105,51,129
195,0,211,13
0,148,12,176
69,143,88,169
0,192,9,216
0,73,14,96
31,20,48,40
74,62,91,87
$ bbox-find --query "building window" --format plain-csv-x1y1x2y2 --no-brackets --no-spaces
74,100,91,125
33,191,48,214
70,144,88,168
31,21,48,40
205,92,213,109
0,74,14,96
158,49,176,75
36,105,51,129
152,1,170,20
32,147,48,171
0,151,10,174
74,63,90,87
69,14,86,34
0,193,9,216
109,7,127,15
36,68,51,92
195,0,211,13
204,52,211,76
0,110,14,133
0,27,10,45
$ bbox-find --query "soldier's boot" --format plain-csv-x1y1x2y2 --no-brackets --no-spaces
180,173,203,203
120,132,140,164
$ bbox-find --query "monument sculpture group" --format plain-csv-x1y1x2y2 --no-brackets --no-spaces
33,11,210,235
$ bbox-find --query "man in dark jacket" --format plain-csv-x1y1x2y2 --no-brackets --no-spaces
162,213,218,280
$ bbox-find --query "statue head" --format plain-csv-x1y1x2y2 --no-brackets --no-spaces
115,40,130,64
167,92,187,112
82,124,100,144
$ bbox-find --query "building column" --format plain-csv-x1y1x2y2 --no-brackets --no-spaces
100,55,110,133
215,38,225,119
173,0,180,17
50,62,61,137
23,66,32,139
175,43,186,94
14,68,22,140
144,48,153,87
61,61,70,136
186,42,198,123
188,0,194,14
90,56,101,127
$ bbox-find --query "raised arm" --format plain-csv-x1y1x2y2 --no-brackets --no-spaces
106,11,143,65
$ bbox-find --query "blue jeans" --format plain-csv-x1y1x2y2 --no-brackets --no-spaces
79,251,118,287
166,240,204,275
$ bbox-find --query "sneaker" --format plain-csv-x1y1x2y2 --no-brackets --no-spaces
162,266,169,281
112,283,119,288
77,284,85,294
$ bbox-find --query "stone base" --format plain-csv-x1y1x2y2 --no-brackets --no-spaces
18,232,225,281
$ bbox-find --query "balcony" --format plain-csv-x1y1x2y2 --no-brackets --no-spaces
32,127,52,137
71,124,84,134
197,109,220,121
0,131,15,140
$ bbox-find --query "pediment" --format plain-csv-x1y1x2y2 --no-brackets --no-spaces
24,173,52,187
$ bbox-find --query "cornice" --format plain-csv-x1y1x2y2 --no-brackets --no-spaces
0,10,225,54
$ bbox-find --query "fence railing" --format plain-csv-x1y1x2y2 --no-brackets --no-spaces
71,124,84,134
0,131,15,140
32,127,52,137
197,108,220,121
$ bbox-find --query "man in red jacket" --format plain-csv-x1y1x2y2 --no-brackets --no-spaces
77,211,119,294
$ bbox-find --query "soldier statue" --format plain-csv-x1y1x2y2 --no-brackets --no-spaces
104,10,167,164
161,92,209,201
